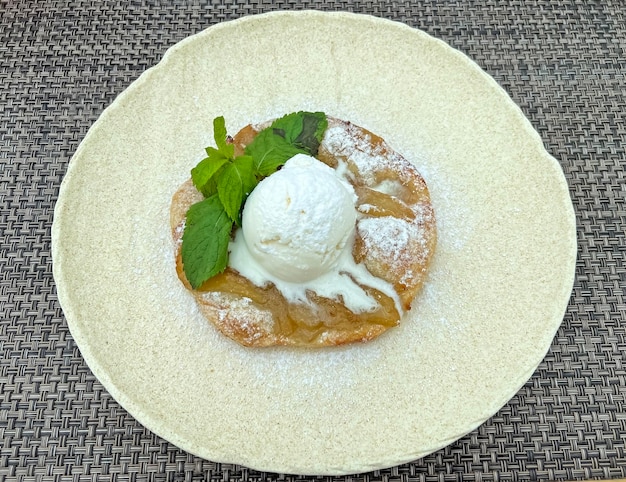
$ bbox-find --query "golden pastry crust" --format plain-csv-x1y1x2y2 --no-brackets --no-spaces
171,116,436,347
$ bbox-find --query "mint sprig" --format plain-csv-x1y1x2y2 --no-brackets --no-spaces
181,195,232,289
244,129,304,176
181,111,328,289
191,117,234,198
217,154,256,225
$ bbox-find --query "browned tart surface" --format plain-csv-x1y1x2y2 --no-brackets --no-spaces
171,117,437,347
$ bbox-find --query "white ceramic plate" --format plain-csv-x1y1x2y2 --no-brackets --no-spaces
52,11,576,475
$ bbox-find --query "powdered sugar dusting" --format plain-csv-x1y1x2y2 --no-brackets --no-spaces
321,118,437,294
198,291,275,345
358,216,429,282
323,121,420,187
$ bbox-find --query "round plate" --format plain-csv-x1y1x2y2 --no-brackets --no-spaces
52,11,576,475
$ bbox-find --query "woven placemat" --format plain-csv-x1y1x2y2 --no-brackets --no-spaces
1,1,625,481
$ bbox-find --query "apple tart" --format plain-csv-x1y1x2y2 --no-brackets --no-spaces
170,116,437,347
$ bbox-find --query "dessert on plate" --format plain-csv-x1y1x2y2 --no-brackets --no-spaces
170,112,436,347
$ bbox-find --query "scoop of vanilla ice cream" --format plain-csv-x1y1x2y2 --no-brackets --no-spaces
241,154,357,283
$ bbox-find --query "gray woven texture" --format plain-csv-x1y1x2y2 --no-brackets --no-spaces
1,0,625,480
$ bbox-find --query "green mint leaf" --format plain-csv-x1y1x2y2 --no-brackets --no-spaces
269,112,304,144
217,155,257,224
193,115,241,194
198,167,222,197
269,111,327,154
181,195,232,289
245,128,307,176
191,151,228,193
244,111,328,177
294,111,327,154
233,155,258,194
212,116,234,158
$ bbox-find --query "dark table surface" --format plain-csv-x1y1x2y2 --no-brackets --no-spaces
1,1,625,481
